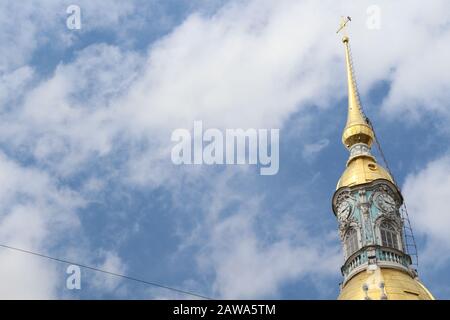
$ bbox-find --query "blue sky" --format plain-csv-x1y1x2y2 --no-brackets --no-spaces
0,0,449,299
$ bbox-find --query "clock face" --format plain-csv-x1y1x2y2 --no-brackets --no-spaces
375,193,396,212
337,200,352,221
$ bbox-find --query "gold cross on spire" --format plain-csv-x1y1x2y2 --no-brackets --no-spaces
336,16,352,35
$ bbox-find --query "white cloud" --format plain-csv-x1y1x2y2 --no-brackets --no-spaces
372,1,450,120
176,169,342,299
121,0,341,132
203,211,341,298
1,44,144,176
0,152,83,299
0,251,60,299
89,250,127,293
0,152,126,299
403,155,450,267
0,66,34,111
0,1,138,73
302,139,329,161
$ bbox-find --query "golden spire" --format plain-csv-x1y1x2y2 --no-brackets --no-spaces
336,17,394,189
337,17,374,149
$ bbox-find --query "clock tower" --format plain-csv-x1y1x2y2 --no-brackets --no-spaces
333,18,434,300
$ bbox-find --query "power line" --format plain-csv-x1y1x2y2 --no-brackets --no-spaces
0,243,213,300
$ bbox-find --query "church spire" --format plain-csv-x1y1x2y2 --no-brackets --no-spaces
332,17,434,300
338,18,374,149
335,17,393,189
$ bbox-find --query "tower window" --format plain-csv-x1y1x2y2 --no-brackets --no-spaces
345,228,359,256
380,222,399,250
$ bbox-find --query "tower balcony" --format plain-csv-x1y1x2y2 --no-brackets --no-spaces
341,245,413,284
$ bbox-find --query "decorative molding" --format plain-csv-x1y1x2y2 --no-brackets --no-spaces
348,143,373,162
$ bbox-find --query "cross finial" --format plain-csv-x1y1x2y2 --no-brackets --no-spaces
336,16,352,35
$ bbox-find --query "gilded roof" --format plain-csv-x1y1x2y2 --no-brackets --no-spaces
337,156,394,190
338,267,434,300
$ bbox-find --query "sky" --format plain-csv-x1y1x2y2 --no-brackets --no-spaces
0,0,449,299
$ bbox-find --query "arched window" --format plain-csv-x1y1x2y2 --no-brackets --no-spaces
345,228,359,256
380,221,399,250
